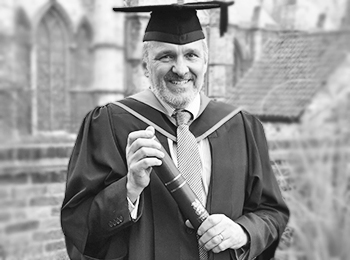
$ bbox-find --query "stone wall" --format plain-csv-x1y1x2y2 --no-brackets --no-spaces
0,144,71,260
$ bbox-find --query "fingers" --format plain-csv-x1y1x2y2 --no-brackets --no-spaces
127,126,164,163
198,215,226,251
127,126,160,152
126,126,165,192
210,231,229,254
126,126,165,203
127,126,154,145
197,214,248,253
129,146,164,166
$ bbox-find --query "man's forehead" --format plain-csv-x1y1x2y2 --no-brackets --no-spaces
150,40,204,53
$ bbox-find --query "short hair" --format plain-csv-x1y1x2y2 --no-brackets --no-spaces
142,39,209,66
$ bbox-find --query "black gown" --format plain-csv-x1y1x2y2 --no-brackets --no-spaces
61,90,289,260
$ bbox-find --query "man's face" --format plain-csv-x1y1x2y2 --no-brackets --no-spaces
143,40,208,109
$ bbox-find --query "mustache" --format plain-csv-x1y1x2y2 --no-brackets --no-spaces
164,72,193,81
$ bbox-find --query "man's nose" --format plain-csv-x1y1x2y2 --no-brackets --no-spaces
172,57,189,77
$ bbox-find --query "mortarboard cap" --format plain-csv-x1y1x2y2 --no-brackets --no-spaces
113,1,234,45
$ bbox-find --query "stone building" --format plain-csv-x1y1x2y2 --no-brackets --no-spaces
1,0,349,140
229,30,350,136
0,0,349,259
0,0,127,142
227,0,350,142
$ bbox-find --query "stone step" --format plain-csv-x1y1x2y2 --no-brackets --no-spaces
0,143,73,162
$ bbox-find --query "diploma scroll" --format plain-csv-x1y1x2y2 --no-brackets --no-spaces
153,138,209,230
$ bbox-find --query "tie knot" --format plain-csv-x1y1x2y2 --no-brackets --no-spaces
173,109,193,126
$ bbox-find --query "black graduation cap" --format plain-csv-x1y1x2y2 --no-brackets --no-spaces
113,1,234,45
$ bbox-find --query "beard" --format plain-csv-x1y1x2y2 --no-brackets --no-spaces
150,71,202,109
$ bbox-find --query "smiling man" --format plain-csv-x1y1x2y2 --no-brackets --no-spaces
144,40,208,109
61,2,289,260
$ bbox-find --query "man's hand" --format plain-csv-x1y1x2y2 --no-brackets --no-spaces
126,126,164,202
197,214,249,253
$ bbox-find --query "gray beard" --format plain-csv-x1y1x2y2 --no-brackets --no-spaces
150,84,198,110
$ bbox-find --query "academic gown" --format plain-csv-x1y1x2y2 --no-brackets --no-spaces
61,91,289,260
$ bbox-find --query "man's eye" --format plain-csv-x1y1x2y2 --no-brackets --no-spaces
186,53,197,59
159,55,172,61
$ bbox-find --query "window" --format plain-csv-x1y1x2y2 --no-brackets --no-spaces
36,7,69,131
76,21,93,88
70,20,94,132
15,9,31,134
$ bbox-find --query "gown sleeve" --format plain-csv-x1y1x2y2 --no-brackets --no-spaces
61,105,142,260
235,112,289,260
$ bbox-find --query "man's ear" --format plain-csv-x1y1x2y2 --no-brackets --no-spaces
203,63,208,76
142,61,149,78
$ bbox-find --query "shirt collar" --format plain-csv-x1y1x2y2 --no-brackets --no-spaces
155,92,201,119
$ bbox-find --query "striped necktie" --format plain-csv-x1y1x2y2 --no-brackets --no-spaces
173,109,208,260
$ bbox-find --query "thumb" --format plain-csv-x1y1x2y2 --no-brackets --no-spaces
146,125,155,135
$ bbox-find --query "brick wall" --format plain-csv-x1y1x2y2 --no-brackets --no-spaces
0,144,71,260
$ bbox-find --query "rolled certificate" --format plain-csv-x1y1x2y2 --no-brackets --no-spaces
153,137,209,230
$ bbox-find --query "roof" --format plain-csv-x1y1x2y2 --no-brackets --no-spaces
228,30,350,122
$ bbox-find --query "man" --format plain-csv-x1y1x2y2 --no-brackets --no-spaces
61,2,289,260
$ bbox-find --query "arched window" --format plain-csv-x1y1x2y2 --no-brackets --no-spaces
76,20,93,88
15,9,31,134
36,7,69,131
70,19,94,132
